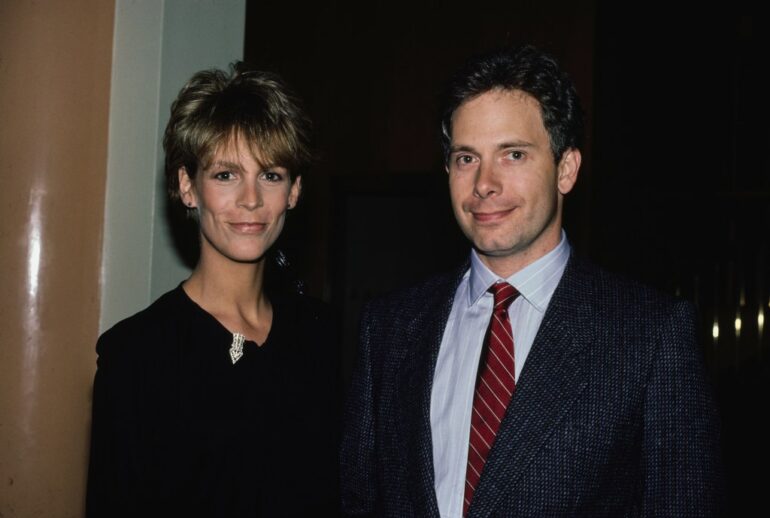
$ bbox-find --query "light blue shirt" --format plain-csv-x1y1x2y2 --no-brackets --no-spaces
429,232,571,518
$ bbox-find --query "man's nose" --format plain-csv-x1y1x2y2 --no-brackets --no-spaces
473,161,501,199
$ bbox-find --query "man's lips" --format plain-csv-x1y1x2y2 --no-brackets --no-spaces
229,222,267,233
471,208,514,223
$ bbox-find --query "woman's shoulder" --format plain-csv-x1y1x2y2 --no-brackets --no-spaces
96,286,189,358
271,290,336,346
273,289,331,323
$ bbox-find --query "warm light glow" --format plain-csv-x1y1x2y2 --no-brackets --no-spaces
712,322,719,340
28,198,41,299
734,316,742,338
759,308,765,334
22,182,45,437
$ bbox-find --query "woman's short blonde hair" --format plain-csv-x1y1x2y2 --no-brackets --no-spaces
163,63,312,201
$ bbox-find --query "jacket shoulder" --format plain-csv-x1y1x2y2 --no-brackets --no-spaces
363,266,464,322
569,256,686,313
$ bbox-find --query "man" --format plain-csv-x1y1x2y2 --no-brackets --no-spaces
340,45,724,517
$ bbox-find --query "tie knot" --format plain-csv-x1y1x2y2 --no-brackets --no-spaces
490,281,518,312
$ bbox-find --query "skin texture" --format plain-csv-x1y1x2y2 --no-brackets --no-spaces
447,89,580,278
176,137,301,344
178,138,301,266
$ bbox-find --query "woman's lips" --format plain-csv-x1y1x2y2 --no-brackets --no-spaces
229,222,267,234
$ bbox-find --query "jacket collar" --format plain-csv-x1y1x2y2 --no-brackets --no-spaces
397,254,597,517
468,254,596,517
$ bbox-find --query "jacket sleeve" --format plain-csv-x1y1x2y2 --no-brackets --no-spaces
641,300,725,516
340,302,380,517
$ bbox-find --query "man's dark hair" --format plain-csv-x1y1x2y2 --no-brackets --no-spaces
440,45,584,164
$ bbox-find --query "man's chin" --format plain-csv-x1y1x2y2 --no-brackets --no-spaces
472,241,519,258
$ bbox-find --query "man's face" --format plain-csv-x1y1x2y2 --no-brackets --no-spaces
447,88,580,277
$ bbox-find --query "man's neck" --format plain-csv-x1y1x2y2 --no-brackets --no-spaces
477,230,564,279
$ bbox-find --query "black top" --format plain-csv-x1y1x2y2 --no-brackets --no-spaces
87,286,339,517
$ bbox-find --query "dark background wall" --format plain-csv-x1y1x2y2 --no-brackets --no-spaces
591,7,768,514
244,1,767,513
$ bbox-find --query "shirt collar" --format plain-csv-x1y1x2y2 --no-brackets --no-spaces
467,230,571,312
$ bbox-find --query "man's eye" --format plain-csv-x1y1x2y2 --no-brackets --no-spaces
455,155,475,166
509,151,524,160
214,171,233,181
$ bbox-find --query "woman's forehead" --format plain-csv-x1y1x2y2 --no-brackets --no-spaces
207,133,275,169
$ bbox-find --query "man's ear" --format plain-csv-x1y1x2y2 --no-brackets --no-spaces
178,167,197,207
288,175,302,209
557,148,581,195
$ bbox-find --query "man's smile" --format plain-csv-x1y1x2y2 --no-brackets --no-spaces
470,208,515,224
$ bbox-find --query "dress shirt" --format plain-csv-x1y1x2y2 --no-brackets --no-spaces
430,232,571,518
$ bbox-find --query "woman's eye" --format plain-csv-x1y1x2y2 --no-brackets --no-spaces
262,171,284,182
214,171,233,181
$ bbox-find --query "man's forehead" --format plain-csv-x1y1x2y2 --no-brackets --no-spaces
449,89,547,143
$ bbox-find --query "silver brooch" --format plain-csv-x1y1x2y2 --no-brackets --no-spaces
229,332,245,364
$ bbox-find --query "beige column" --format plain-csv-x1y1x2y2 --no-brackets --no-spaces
0,1,114,516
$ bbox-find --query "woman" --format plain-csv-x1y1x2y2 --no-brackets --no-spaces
87,65,338,517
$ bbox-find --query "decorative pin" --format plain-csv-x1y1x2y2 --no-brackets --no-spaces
229,332,245,364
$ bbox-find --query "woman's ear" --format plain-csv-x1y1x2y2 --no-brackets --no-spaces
178,167,197,208
288,175,302,209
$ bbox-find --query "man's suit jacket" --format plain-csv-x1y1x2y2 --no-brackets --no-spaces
340,255,723,517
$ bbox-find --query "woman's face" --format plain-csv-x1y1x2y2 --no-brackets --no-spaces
178,138,301,265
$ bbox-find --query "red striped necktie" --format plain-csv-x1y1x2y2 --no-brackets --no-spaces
463,281,519,516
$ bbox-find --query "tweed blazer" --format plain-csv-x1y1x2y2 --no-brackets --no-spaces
340,254,724,517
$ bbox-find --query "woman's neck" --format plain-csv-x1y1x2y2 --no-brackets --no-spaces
182,248,272,342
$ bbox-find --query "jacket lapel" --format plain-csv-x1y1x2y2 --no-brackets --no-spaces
468,256,596,517
398,264,468,518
